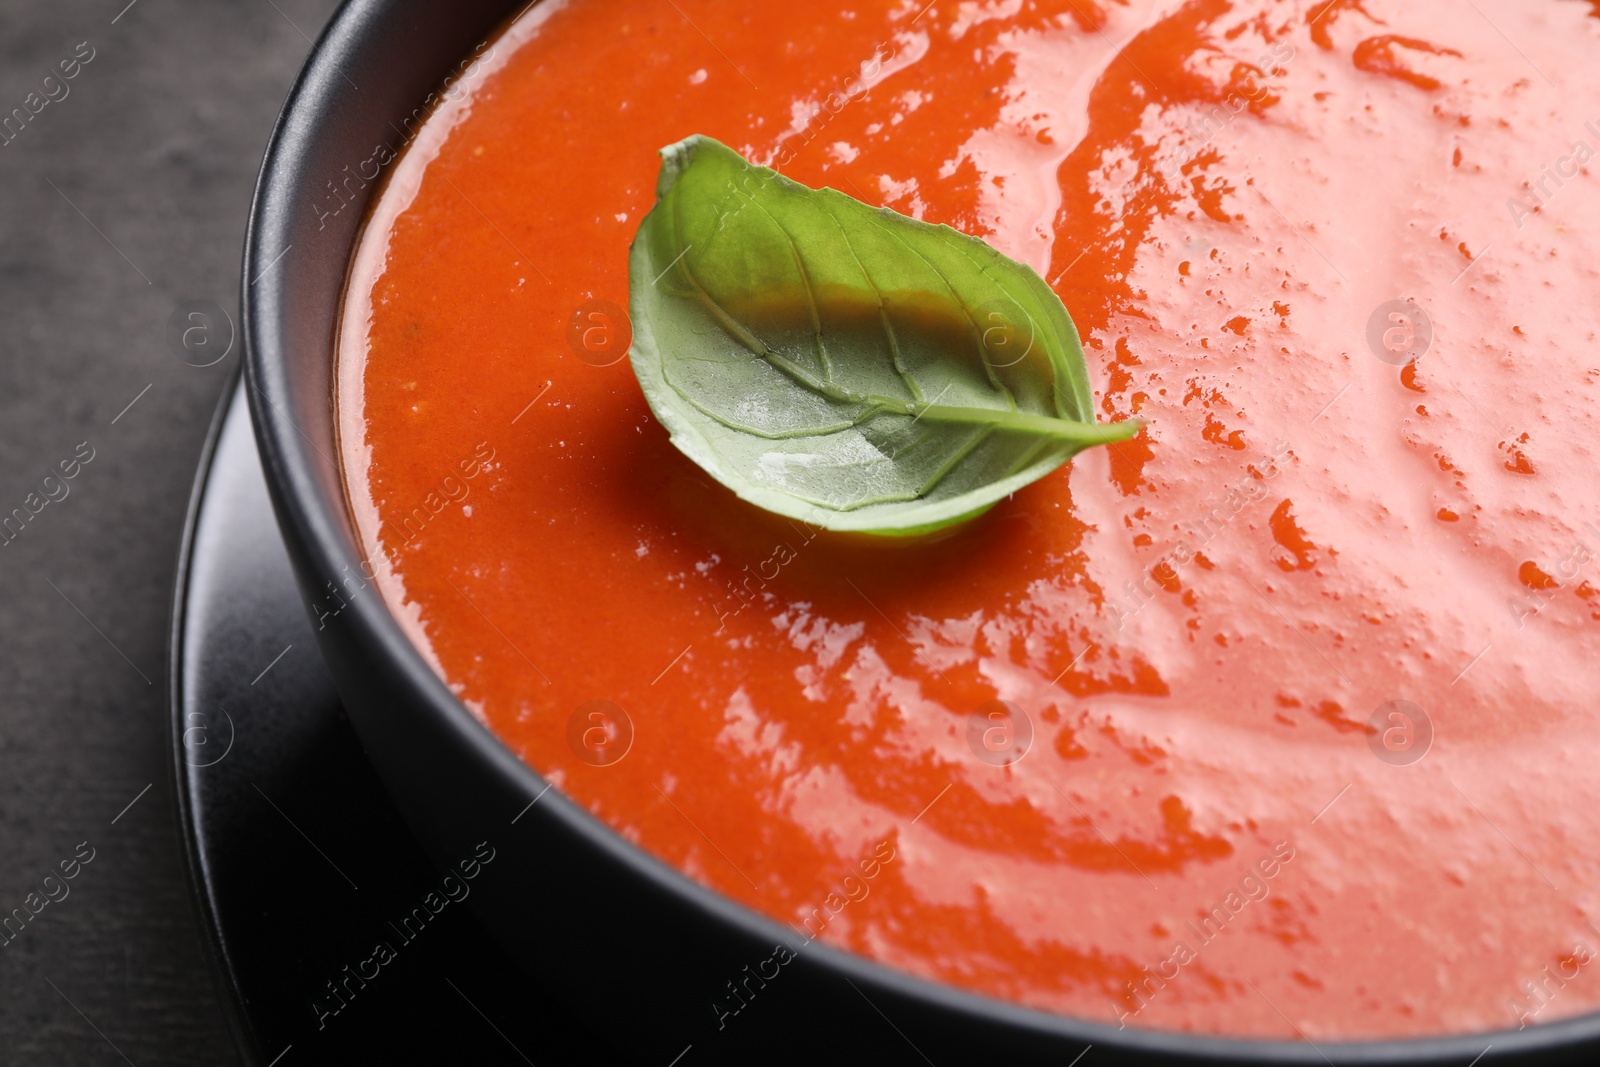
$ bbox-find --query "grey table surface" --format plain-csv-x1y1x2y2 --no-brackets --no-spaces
0,1,340,1061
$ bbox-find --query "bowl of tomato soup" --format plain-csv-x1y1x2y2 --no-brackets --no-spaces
245,0,1600,1061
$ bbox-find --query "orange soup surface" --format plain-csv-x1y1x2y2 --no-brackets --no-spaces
338,0,1600,1039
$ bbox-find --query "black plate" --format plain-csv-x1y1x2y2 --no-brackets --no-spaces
169,372,616,1065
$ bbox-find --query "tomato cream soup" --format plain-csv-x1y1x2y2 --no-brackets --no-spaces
337,0,1600,1038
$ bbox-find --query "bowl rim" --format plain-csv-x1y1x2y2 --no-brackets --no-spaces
241,0,1600,1061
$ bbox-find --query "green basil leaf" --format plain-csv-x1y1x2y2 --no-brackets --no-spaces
627,135,1140,536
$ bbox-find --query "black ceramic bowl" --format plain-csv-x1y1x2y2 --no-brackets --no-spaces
241,2,1600,1063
